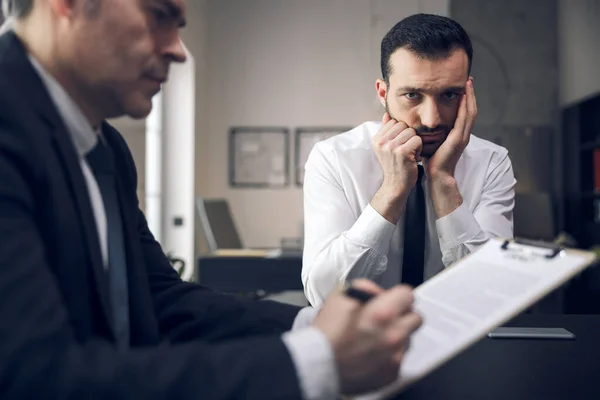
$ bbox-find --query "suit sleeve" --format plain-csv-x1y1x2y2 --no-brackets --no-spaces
0,126,303,400
138,208,303,342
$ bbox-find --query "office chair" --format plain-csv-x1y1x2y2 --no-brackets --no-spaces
513,192,556,241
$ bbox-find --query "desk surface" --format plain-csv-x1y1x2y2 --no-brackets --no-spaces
393,314,600,400
197,255,303,293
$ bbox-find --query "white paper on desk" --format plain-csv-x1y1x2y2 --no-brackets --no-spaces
356,238,597,400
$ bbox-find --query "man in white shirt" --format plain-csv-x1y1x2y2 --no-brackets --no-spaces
302,13,516,307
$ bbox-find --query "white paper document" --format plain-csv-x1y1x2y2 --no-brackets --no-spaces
356,238,597,400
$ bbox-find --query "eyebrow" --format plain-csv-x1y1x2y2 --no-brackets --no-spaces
396,86,466,96
161,0,187,28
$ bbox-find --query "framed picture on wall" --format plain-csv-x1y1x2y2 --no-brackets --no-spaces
295,126,352,186
229,127,290,188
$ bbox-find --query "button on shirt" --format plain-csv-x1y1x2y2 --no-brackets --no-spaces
302,121,516,307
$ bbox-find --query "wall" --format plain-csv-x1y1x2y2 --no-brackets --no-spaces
558,0,600,107
205,0,449,247
451,0,558,127
182,0,210,198
450,0,559,197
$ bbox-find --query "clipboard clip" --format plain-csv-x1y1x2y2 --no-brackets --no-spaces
501,238,563,259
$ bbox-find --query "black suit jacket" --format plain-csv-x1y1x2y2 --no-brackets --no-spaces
0,32,305,400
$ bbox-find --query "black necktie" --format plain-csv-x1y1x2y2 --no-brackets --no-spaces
401,165,426,287
85,139,130,349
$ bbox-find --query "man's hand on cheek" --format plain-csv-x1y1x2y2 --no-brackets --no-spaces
424,77,477,218
425,77,477,181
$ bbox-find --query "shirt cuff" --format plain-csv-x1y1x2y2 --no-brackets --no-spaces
435,202,482,249
291,307,319,331
282,327,339,400
345,204,397,255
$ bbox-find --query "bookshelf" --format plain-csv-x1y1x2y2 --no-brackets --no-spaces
561,92,600,313
562,92,600,248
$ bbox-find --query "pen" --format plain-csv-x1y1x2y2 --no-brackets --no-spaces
342,283,375,303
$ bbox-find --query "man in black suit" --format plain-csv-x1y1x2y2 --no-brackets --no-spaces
0,0,422,399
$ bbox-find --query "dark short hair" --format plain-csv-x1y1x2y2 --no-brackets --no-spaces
380,13,473,83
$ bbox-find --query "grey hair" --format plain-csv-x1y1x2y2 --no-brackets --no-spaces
2,0,101,20
2,0,34,19
0,0,100,35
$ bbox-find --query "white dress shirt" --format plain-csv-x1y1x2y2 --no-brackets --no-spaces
302,121,516,307
28,52,336,399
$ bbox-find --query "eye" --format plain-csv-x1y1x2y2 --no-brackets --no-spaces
149,7,170,25
404,92,420,100
442,92,459,101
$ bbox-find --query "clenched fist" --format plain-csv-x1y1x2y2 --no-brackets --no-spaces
370,112,422,223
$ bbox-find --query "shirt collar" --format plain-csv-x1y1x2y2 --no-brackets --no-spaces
28,53,99,156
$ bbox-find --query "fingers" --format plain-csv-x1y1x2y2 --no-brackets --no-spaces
381,127,422,161
350,279,385,296
450,77,476,145
403,135,423,161
467,77,477,116
464,77,477,140
389,312,423,363
385,126,417,149
382,112,392,125
373,116,409,145
381,122,409,144
363,285,415,327
328,279,385,317
375,112,395,140
401,311,423,334
452,92,468,137
387,285,416,315
373,119,400,142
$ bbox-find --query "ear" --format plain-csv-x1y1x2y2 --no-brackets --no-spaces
375,78,388,107
48,0,77,18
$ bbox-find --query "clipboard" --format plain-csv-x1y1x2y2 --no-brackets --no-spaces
356,237,598,400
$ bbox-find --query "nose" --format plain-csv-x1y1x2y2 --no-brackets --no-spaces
419,99,442,129
163,36,187,64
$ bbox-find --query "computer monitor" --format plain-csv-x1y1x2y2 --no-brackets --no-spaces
196,198,243,253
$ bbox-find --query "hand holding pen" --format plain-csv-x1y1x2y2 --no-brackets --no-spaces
312,279,423,395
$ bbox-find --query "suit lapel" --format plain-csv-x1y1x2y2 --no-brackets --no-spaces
50,132,115,332
102,124,159,346
0,32,115,337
